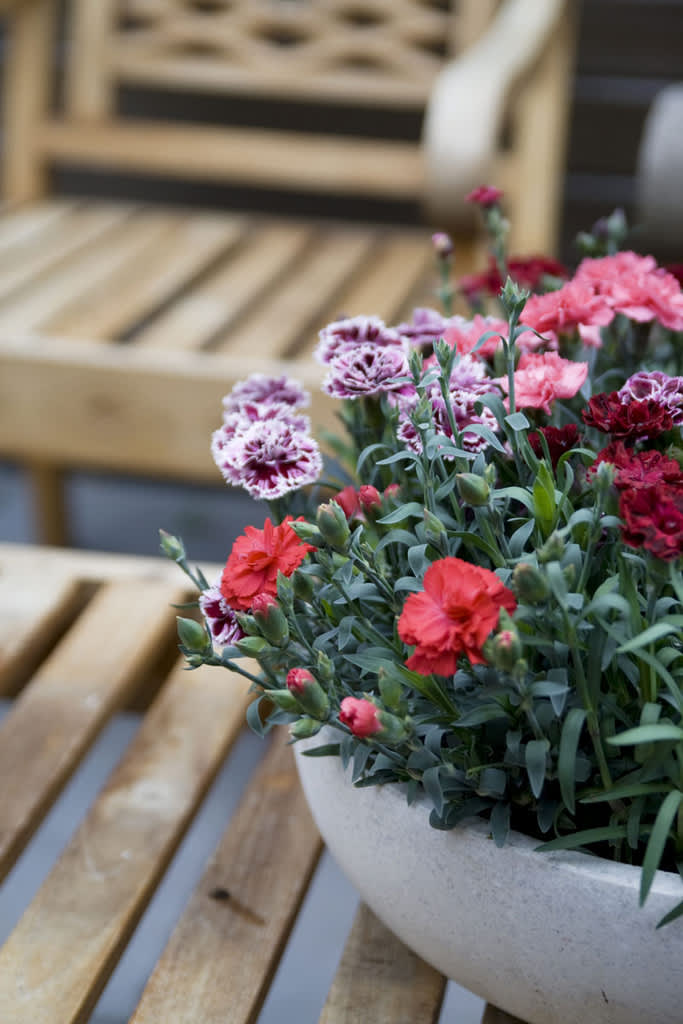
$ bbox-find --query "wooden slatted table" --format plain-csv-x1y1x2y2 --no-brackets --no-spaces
0,543,521,1024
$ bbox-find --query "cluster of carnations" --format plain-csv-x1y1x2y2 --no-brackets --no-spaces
164,195,683,921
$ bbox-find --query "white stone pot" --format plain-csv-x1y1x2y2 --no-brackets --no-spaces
295,737,683,1024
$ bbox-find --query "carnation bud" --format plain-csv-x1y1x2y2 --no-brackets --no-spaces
176,616,211,653
500,276,529,318
432,231,454,259
291,568,314,602
159,529,185,561
334,485,360,520
483,464,498,488
378,669,403,711
316,650,335,684
339,696,407,744
235,635,272,655
408,347,424,382
266,688,300,712
537,532,565,564
275,571,295,613
512,563,549,604
359,485,382,514
289,717,322,740
487,625,522,673
251,593,289,646
563,563,577,588
423,507,446,547
383,483,401,502
456,472,490,507
286,667,329,719
316,500,351,549
289,520,323,546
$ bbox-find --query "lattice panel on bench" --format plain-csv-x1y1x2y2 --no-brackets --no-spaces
110,0,460,107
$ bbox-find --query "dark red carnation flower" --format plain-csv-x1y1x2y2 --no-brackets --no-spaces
619,483,683,560
528,424,581,467
592,442,683,490
460,256,567,303
582,392,674,440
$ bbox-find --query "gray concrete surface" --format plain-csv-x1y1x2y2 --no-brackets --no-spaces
0,462,485,1022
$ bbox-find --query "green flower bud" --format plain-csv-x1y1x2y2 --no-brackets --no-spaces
376,709,409,745
486,623,523,673
537,532,565,564
512,563,549,604
266,688,300,712
316,501,351,549
176,616,211,653
316,650,335,685
235,635,273,656
287,668,329,719
289,520,324,546
289,717,322,740
500,275,529,317
423,507,446,546
159,529,185,561
291,569,315,602
252,594,289,646
456,472,490,507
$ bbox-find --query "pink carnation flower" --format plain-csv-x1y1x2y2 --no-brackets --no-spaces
315,315,404,364
497,352,588,415
223,373,310,412
339,696,382,738
212,417,322,499
322,344,409,399
465,185,504,207
199,583,244,646
521,281,614,338
442,315,556,363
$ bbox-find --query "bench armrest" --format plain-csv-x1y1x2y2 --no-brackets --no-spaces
422,0,569,230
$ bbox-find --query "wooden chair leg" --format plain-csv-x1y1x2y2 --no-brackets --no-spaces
26,462,69,546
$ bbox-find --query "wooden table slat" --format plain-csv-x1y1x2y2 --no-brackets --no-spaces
0,203,137,305
134,221,314,351
0,199,77,257
0,660,252,1024
0,578,185,879
0,567,85,697
130,731,323,1024
49,212,247,340
320,902,447,1024
213,229,378,359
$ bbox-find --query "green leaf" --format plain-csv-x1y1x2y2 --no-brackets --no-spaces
489,801,510,847
246,697,267,737
617,623,683,653
376,502,426,525
525,738,549,798
581,781,674,804
657,899,683,929
537,825,628,852
640,790,683,905
558,708,586,814
607,724,683,746
505,411,531,431
300,743,341,758
453,705,509,728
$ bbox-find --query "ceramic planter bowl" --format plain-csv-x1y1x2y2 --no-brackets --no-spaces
295,737,683,1024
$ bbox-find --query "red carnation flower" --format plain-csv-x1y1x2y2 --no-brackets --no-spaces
528,425,580,467
220,516,315,611
619,484,683,561
583,392,674,441
465,185,504,207
592,442,683,490
398,557,517,676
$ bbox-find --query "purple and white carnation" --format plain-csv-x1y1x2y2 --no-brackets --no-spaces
322,344,410,400
396,307,453,352
223,400,310,431
215,417,323,499
223,373,310,412
315,315,404,364
199,583,244,646
447,354,494,393
396,379,500,455
620,371,683,424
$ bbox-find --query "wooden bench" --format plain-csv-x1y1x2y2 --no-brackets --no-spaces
0,541,527,1022
0,0,575,545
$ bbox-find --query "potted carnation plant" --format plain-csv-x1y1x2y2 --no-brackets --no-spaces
162,195,683,1024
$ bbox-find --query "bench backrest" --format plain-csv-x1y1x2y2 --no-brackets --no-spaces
3,0,501,207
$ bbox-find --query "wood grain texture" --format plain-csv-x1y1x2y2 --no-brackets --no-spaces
319,903,447,1023
0,659,253,1024
0,578,185,880
130,731,322,1024
0,566,84,697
